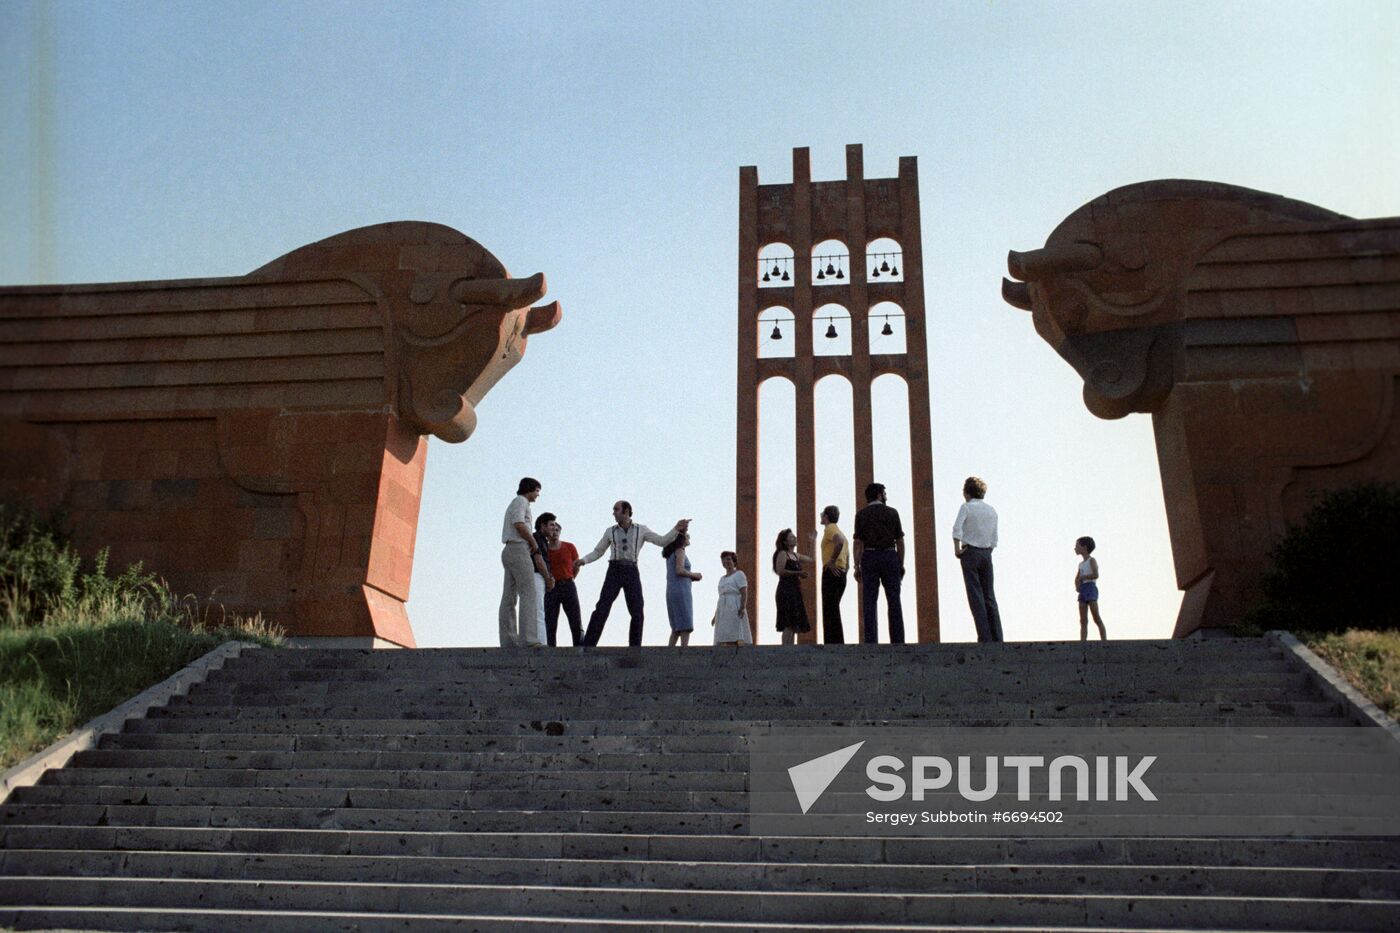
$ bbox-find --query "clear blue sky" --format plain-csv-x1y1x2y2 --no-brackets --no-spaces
4,1,1397,645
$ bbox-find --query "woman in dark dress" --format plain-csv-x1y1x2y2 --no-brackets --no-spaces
772,528,816,645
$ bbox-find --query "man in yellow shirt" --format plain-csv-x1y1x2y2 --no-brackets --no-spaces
818,505,849,643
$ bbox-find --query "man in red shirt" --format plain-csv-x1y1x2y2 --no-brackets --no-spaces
542,515,583,646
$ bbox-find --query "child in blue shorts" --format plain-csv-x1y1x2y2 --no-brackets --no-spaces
1074,536,1108,640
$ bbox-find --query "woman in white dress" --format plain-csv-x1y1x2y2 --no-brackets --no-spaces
711,550,751,646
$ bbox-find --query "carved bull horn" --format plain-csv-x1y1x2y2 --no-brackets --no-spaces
1001,278,1033,311
449,272,548,307
525,301,562,336
1007,243,1102,281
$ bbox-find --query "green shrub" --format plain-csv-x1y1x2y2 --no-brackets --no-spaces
1251,482,1400,634
0,505,283,768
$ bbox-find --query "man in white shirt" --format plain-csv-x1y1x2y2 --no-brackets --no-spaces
499,477,548,647
952,475,1003,642
575,500,690,646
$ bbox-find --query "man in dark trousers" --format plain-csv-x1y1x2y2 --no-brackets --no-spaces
952,475,1003,642
542,514,583,646
575,501,690,646
852,482,906,644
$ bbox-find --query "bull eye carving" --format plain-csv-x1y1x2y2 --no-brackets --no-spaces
409,279,437,304
1090,361,1124,386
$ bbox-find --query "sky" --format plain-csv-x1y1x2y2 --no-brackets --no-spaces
3,1,1397,647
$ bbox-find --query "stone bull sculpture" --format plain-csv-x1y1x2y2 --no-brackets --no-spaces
1004,181,1400,636
0,222,560,646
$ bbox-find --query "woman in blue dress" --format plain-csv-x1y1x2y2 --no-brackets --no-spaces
663,532,703,646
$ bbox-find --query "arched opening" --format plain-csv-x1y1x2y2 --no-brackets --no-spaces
758,242,794,288
813,303,851,357
758,305,794,359
815,375,857,643
811,238,850,287
869,300,907,355
866,236,904,283
867,373,918,643
757,377,797,640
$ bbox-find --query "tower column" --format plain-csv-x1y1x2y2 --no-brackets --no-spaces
737,165,761,640
846,144,875,642
899,157,940,643
792,149,819,643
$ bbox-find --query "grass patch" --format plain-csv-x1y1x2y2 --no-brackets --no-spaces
1300,629,1400,720
1,504,282,770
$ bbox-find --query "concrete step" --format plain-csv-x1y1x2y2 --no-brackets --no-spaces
10,784,752,813
38,766,1400,797
5,849,1397,898
58,743,1380,777
208,662,1302,687
0,803,757,833
157,696,1342,719
123,714,1355,735
16,784,1396,821
70,747,751,771
42,767,753,792
220,639,1285,664
8,825,1399,869
98,732,1392,769
200,663,1308,686
0,905,1360,933
184,682,1312,706
1,876,1395,929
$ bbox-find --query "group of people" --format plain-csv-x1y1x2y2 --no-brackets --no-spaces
499,474,1108,648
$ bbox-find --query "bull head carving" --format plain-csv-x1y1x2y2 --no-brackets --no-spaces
252,221,563,443
1003,180,1341,418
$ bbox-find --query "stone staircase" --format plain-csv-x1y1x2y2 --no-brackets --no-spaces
2,638,1398,930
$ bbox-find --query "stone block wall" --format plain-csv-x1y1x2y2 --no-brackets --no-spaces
0,222,560,645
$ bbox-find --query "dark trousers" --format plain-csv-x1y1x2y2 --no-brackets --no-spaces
860,549,905,644
582,561,645,647
821,567,847,644
545,579,583,646
960,546,1003,642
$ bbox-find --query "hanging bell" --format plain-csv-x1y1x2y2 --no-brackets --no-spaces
770,323,783,340
890,263,899,276
880,259,890,272
871,264,880,278
781,269,790,281
824,261,836,276
817,266,825,280
835,266,844,280
771,263,781,277
881,320,894,336
825,322,838,339
762,271,771,282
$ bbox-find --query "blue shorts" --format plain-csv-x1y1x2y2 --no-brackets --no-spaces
1077,582,1099,604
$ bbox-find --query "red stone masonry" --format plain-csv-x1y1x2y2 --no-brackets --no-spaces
0,222,561,646
1004,181,1399,636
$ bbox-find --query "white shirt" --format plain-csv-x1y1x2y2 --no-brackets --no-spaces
502,494,533,546
581,523,678,565
953,499,998,549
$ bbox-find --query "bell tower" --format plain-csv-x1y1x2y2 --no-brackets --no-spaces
736,144,940,642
